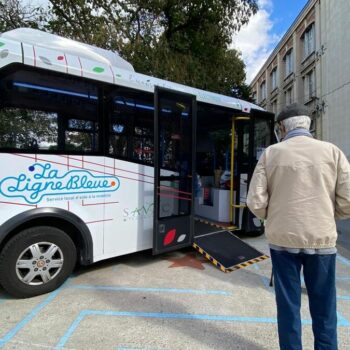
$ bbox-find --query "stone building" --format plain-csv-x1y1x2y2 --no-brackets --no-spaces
250,0,350,158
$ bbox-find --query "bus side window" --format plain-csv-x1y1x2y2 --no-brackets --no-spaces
65,118,99,152
0,68,99,154
0,107,58,151
108,88,154,165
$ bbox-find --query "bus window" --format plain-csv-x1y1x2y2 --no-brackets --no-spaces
108,88,154,165
0,107,58,150
65,118,99,152
253,118,271,160
0,68,100,153
133,126,153,164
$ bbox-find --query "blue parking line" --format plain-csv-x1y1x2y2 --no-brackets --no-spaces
253,264,273,291
54,310,276,350
338,312,350,326
54,311,86,350
117,348,163,350
0,282,68,348
117,348,162,350
336,276,350,281
0,282,229,348
54,309,350,350
337,255,350,268
69,284,232,296
338,295,350,300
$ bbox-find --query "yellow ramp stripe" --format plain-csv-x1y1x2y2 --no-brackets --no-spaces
193,242,269,273
195,218,236,231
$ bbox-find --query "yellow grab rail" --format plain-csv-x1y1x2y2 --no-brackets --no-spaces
229,116,250,223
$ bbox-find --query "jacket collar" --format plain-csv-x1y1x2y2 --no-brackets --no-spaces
283,128,313,141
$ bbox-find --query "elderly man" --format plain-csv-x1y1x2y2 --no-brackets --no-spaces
247,103,350,350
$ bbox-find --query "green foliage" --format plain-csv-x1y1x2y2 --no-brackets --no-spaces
0,108,57,149
0,0,258,98
0,0,47,32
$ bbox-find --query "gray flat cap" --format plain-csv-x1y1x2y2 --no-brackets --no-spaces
276,103,310,122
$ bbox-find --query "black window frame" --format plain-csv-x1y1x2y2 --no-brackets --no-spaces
105,84,155,167
0,64,105,156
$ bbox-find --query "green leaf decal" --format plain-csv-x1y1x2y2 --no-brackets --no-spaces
93,67,104,73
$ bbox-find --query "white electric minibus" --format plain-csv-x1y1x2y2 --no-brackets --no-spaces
0,28,274,298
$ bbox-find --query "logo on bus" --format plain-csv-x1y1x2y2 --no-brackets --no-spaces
0,163,120,204
123,203,154,221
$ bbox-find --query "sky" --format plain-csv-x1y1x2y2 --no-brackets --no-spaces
232,0,309,83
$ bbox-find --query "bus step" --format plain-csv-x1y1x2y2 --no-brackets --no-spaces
194,217,236,231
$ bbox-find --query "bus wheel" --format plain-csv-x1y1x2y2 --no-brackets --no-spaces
241,207,265,237
0,226,77,298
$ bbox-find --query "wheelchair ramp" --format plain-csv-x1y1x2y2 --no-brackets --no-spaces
193,222,269,272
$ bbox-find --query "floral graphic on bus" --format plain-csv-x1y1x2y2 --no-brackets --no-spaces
0,163,120,204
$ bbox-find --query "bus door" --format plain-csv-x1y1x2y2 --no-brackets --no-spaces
192,110,273,273
153,87,197,255
239,109,275,234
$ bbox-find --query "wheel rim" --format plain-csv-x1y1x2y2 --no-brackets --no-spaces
15,242,64,286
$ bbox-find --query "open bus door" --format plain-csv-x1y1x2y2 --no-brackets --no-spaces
153,87,197,255
240,109,275,235
192,108,274,272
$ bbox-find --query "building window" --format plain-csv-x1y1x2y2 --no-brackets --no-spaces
285,87,293,105
260,81,266,101
303,24,315,59
271,100,277,115
284,50,293,77
252,91,257,104
304,69,316,102
271,68,278,90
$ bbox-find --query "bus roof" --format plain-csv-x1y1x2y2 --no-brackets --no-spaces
0,28,263,113
1,28,135,72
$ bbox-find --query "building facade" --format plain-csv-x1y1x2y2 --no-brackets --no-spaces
250,0,350,158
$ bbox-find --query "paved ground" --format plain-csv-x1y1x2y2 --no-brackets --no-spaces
1,235,350,350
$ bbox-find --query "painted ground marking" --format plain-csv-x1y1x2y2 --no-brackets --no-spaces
253,264,273,291
69,284,231,296
0,283,231,348
0,287,63,348
54,309,350,350
337,255,350,268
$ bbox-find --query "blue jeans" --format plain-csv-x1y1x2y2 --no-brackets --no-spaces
270,249,337,350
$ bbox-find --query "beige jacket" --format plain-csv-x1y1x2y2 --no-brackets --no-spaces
247,136,350,248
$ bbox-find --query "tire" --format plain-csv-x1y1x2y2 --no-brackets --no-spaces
0,226,77,298
243,225,265,237
241,207,265,237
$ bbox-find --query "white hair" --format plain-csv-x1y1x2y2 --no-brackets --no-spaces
282,115,311,132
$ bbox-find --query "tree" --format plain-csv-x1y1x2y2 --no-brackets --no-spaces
0,0,47,32
46,0,257,96
0,0,258,98
0,108,57,150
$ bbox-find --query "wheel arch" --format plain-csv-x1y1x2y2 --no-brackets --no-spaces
0,208,94,265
